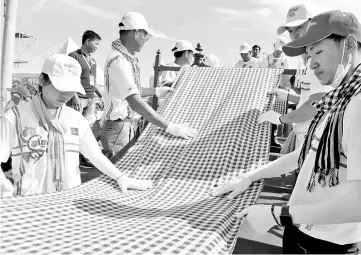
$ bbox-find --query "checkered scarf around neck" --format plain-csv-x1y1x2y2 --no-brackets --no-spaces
31,94,68,192
299,64,361,192
111,39,141,91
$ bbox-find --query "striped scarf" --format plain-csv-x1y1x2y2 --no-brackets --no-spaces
31,95,67,192
110,39,142,118
298,65,361,192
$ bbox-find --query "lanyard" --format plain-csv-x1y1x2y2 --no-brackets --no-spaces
82,54,93,74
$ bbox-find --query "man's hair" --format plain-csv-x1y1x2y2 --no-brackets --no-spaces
327,34,361,50
174,50,193,58
38,73,50,93
118,23,133,37
252,45,261,51
82,30,101,45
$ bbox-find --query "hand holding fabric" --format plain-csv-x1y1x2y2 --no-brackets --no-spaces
268,88,288,101
236,205,278,234
258,110,282,125
156,87,174,99
165,122,197,139
117,175,153,193
211,173,252,199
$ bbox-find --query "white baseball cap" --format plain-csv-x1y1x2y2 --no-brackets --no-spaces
203,54,220,67
41,54,86,95
274,37,289,51
239,43,251,54
172,40,196,53
119,12,156,37
277,4,313,35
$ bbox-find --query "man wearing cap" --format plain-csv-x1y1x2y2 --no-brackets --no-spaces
258,4,332,149
161,40,196,85
234,43,260,68
102,12,197,161
260,38,291,69
212,10,361,254
0,54,153,198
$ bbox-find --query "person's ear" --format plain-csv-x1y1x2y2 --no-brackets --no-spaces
345,34,357,54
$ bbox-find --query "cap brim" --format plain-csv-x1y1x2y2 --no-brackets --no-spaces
7,87,31,97
49,75,86,95
146,28,157,38
277,18,310,35
240,50,250,54
282,32,331,57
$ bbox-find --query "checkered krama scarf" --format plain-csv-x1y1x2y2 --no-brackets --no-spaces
298,65,361,192
31,94,68,192
110,39,142,118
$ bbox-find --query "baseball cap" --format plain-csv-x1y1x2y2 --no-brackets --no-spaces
203,54,220,67
172,40,196,53
277,4,313,35
283,10,361,57
41,54,86,95
240,43,251,54
119,12,156,37
274,37,289,51
7,86,30,97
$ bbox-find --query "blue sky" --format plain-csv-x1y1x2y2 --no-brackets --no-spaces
12,0,361,86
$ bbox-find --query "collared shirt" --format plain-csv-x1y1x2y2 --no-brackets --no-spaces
103,49,141,121
68,49,97,99
289,93,361,245
260,53,290,69
0,101,101,196
234,57,260,68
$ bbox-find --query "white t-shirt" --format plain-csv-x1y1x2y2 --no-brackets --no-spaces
260,53,290,69
292,58,333,146
0,102,101,196
289,94,361,245
234,57,260,68
161,62,181,84
103,49,141,121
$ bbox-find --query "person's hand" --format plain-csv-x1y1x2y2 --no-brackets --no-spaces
236,205,279,234
165,122,197,139
258,110,282,125
117,175,153,193
72,96,83,112
268,88,288,102
0,177,13,198
211,173,252,199
155,87,174,99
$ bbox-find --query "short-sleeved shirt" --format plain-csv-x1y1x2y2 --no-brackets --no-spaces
260,53,290,69
68,49,97,99
0,101,101,196
103,49,141,121
289,94,361,245
234,57,260,68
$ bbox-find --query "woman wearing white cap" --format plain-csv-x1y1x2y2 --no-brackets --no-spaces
0,54,153,197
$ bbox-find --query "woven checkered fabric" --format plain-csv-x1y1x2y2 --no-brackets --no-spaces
1,67,283,254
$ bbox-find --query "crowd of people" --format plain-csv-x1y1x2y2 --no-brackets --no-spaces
1,2,361,254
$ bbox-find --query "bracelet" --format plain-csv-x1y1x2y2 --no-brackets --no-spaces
271,204,281,227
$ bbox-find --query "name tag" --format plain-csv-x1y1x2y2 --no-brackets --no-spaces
71,127,79,136
89,75,95,86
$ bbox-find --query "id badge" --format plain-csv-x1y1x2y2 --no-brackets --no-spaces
89,75,95,86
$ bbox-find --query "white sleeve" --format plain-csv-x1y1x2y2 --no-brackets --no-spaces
108,57,140,100
284,56,291,69
234,61,241,68
0,109,17,163
260,57,268,68
342,96,361,181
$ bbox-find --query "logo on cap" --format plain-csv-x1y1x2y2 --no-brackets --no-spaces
287,7,299,18
309,21,317,27
64,63,79,76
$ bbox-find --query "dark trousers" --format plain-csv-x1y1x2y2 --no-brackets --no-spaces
283,225,359,254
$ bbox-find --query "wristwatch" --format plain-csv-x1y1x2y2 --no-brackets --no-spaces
280,205,293,227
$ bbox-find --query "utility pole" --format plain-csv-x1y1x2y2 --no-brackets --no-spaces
1,0,18,111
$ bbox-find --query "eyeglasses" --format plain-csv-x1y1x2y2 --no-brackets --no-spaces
137,29,150,42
